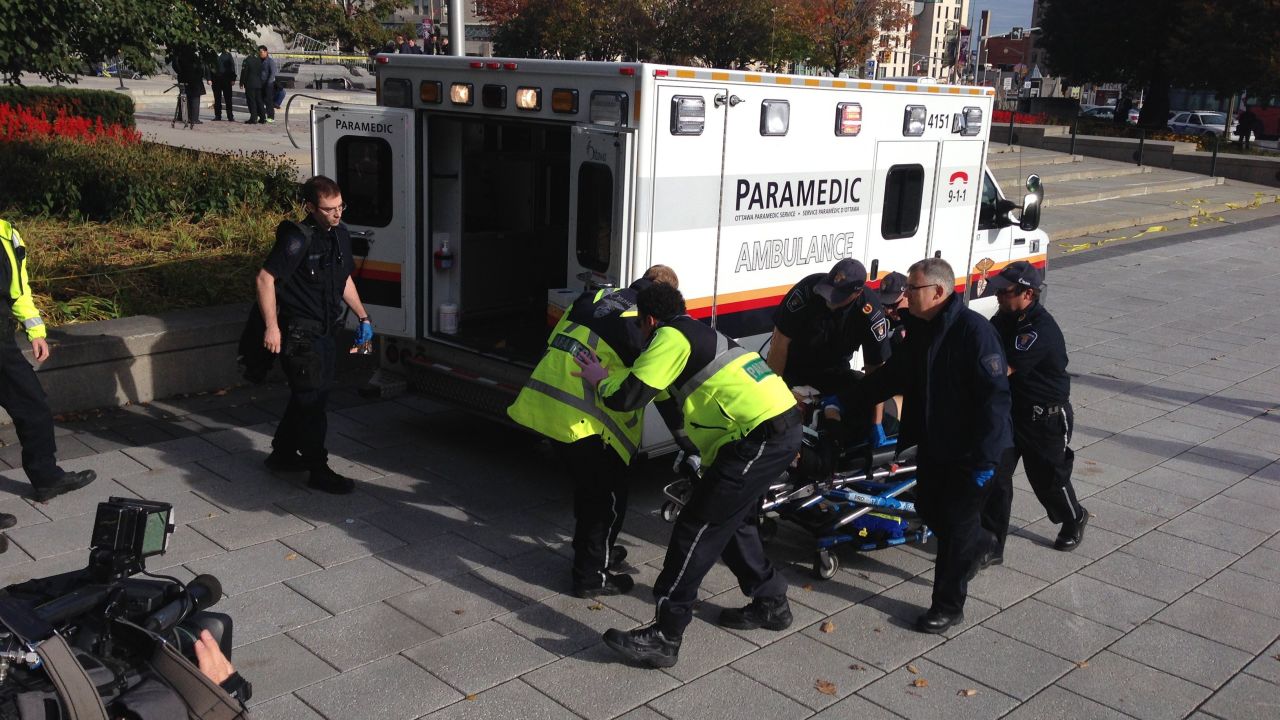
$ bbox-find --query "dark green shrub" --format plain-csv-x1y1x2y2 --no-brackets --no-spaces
0,138,297,222
0,86,135,127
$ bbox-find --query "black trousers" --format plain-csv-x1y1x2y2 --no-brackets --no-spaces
260,87,275,119
555,437,630,587
244,86,264,122
183,85,202,124
212,80,234,120
916,450,1014,615
1012,404,1083,524
654,410,801,637
0,334,61,487
273,332,336,469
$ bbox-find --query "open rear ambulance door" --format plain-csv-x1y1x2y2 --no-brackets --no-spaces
311,105,418,337
566,124,635,292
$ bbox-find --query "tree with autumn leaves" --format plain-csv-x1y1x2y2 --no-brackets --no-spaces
480,0,914,75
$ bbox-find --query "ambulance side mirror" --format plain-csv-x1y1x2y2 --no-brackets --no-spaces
1019,192,1042,231
1019,173,1044,231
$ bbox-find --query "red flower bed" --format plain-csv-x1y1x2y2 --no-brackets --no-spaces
0,103,140,144
992,109,1050,125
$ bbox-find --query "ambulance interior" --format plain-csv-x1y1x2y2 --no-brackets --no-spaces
427,117,572,364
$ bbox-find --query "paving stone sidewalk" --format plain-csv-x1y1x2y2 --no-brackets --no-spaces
3,219,1280,719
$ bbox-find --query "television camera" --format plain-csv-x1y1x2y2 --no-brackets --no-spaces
0,498,234,718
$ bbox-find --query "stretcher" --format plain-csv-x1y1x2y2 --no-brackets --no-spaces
660,395,931,580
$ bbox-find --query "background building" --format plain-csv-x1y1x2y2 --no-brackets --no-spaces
389,0,493,56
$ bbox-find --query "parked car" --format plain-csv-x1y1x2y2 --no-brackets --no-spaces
1168,110,1236,138
1079,105,1115,120
276,62,375,91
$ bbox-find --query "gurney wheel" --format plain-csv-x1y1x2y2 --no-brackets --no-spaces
661,501,678,523
814,550,839,580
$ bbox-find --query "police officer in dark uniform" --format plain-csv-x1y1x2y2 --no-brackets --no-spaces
841,258,1013,634
576,283,801,668
768,259,893,444
989,261,1088,552
0,219,96,536
875,271,909,347
255,176,372,495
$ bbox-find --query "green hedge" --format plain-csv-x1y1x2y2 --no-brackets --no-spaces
0,86,135,127
0,138,297,222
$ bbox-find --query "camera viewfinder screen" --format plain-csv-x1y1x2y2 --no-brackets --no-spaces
142,509,171,556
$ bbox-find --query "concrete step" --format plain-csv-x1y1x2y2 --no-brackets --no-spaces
986,149,1082,169
994,161,1153,186
1041,182,1280,240
1045,173,1225,208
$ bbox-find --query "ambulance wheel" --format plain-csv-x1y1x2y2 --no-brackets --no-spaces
814,550,839,580
759,518,778,544
661,501,678,523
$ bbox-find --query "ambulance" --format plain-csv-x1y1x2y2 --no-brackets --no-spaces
311,56,1047,452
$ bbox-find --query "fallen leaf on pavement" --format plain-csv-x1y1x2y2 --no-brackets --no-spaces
284,552,298,561
802,583,813,591
452,609,465,615
857,572,871,580
849,664,867,671
588,602,604,611
911,678,928,688
958,688,977,697
820,621,836,633
1075,660,1089,669
815,679,837,696
465,694,477,701
214,389,228,396
907,664,920,675
873,627,882,633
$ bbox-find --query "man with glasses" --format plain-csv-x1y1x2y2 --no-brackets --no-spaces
841,258,1013,634
989,261,1087,553
255,176,372,494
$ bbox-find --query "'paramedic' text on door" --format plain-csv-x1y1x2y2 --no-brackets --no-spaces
730,174,863,225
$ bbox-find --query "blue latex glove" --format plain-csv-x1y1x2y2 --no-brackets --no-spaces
870,423,890,448
355,319,374,345
972,467,995,488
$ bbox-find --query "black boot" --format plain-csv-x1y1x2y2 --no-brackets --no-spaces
718,595,793,631
308,466,355,494
602,625,681,668
32,470,97,502
1055,508,1089,551
572,572,634,599
915,608,964,634
607,545,628,571
264,450,308,473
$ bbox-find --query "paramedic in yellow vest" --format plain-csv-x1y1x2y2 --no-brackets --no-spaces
575,283,801,669
0,220,97,527
508,265,680,598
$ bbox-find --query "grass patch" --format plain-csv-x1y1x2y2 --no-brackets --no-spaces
20,205,293,327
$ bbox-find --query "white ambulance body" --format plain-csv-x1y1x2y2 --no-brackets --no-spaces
311,56,1047,454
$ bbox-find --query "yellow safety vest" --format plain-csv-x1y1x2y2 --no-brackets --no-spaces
0,220,46,340
507,296,645,464
602,318,795,466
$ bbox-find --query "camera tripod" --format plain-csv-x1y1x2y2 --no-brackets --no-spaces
167,83,190,129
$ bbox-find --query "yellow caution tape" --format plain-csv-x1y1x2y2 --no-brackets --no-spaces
1061,242,1092,253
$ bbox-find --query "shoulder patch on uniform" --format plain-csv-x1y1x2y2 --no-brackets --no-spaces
870,316,890,342
785,289,806,313
981,353,1005,378
1014,331,1038,351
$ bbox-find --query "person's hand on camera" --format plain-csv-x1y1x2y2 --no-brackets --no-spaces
194,629,234,685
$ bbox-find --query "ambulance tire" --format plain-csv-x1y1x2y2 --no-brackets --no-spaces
814,550,839,580
661,501,678,523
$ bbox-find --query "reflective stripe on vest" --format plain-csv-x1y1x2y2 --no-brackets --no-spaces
671,331,752,404
523,378,639,458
